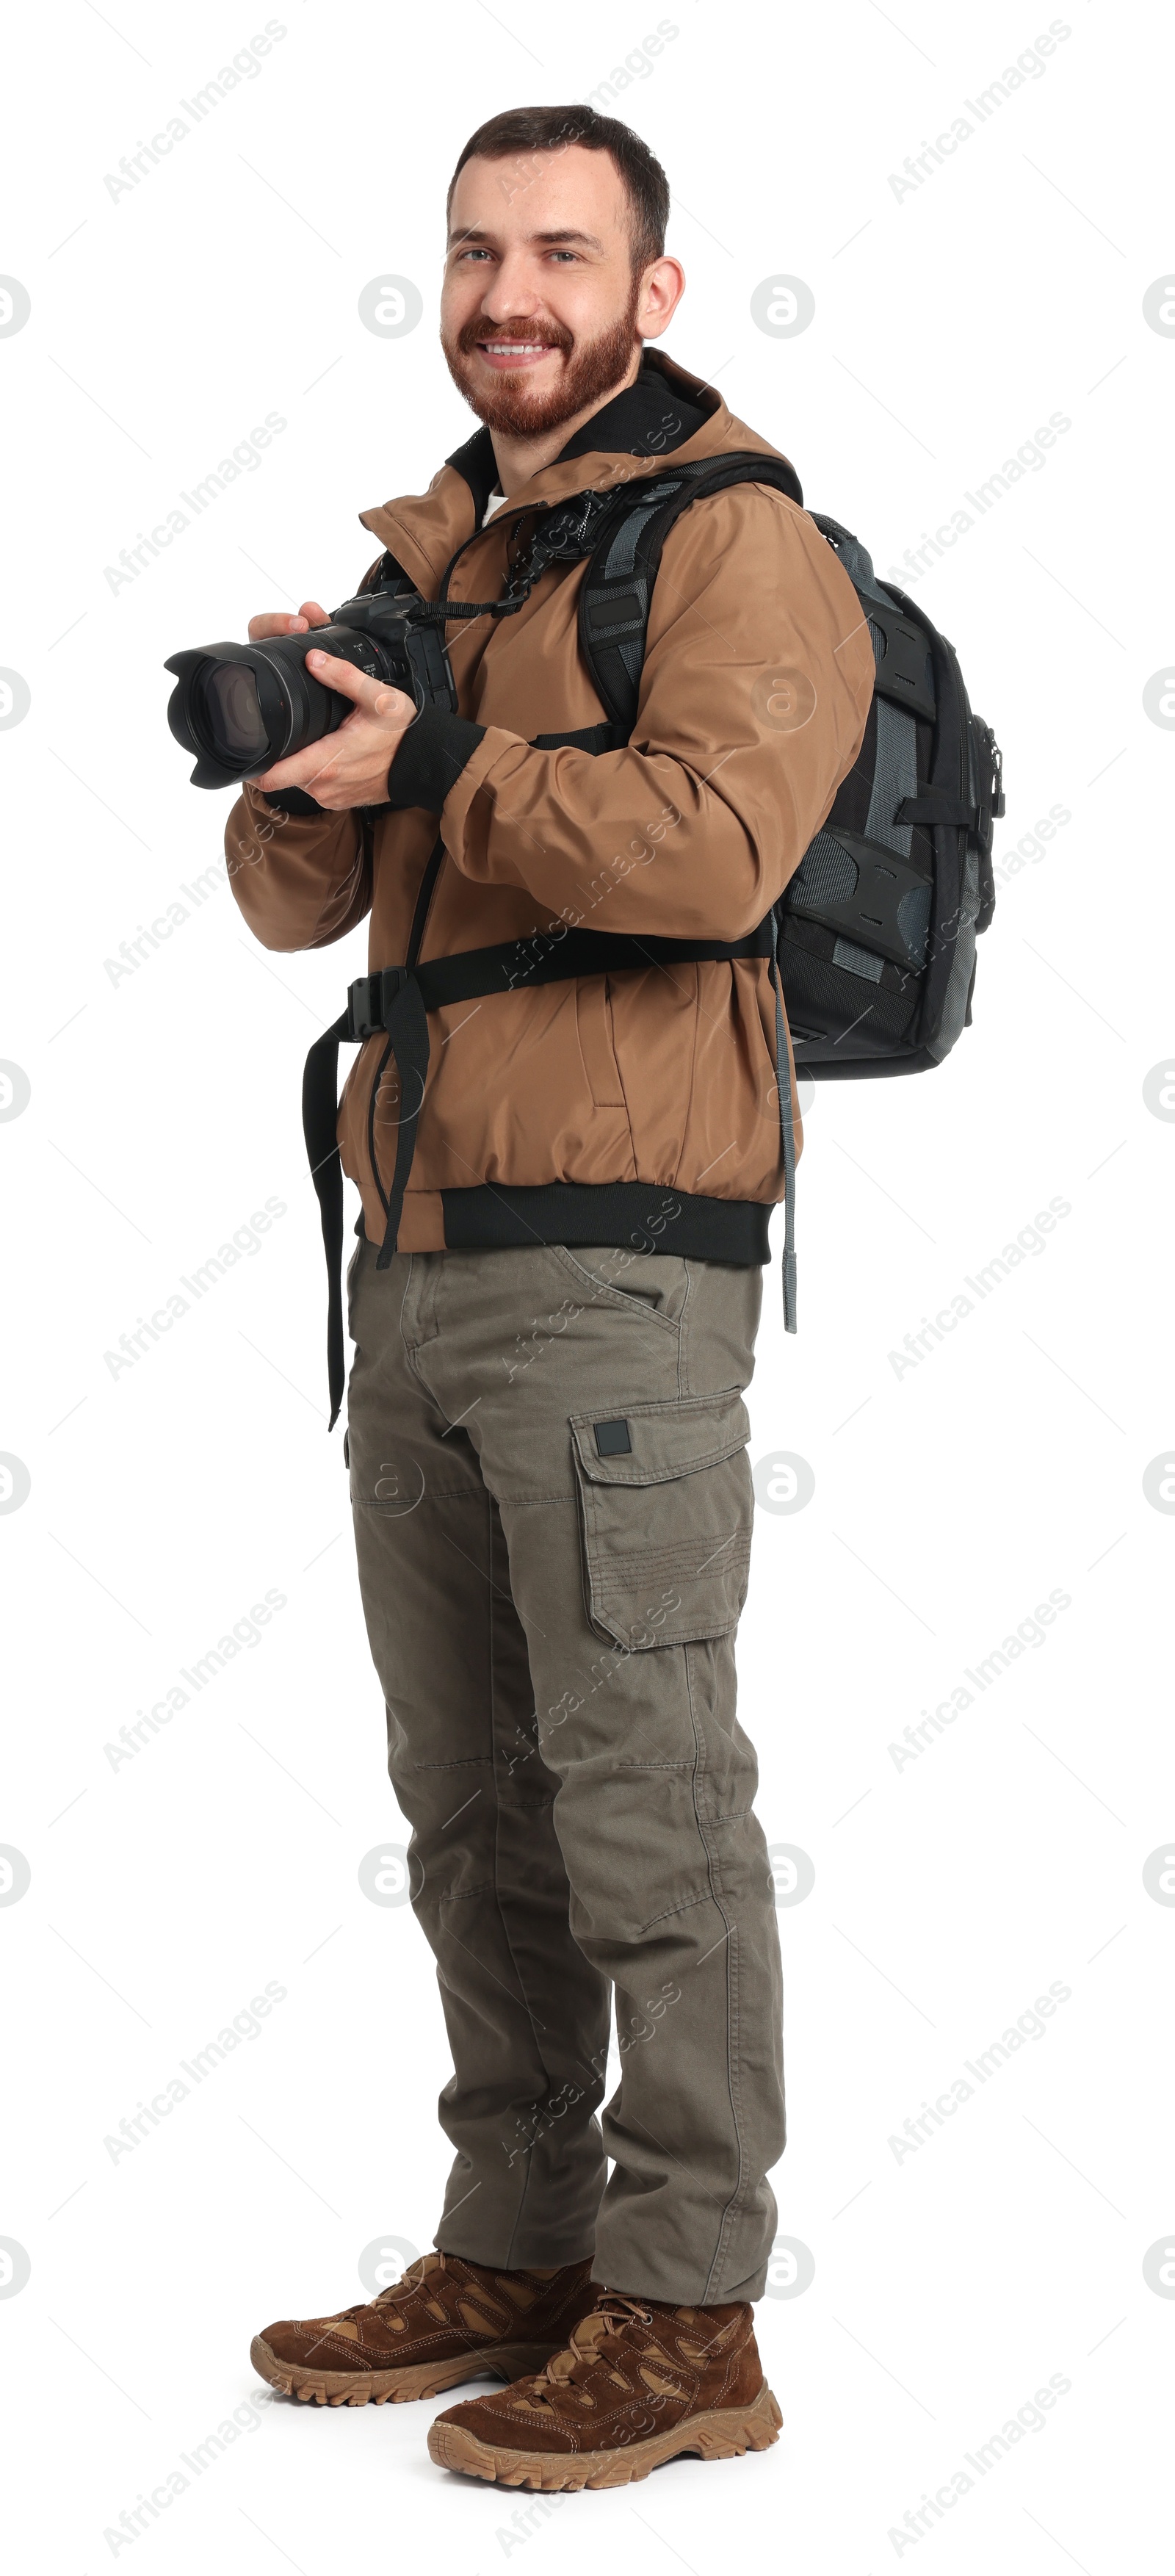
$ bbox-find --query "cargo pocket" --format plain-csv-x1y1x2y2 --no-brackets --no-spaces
570,1390,753,1650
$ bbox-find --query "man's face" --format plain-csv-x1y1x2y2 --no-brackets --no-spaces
441,143,646,439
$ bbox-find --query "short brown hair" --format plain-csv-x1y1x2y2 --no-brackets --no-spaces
446,105,670,274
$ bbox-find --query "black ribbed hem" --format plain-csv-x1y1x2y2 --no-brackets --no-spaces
440,1182,772,1263
384,707,486,812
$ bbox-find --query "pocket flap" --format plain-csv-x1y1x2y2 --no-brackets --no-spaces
569,1390,750,1488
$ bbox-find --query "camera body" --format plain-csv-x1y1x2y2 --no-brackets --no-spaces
164,577,458,789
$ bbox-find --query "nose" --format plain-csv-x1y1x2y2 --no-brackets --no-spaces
479,249,545,323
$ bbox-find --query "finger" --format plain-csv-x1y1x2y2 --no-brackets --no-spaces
251,710,372,791
300,600,330,627
305,649,388,712
306,650,415,725
247,610,313,641
304,649,367,701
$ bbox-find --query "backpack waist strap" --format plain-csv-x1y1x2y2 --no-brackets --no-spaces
303,917,780,1425
347,920,772,1034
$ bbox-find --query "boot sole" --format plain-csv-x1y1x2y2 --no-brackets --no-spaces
427,2378,784,2486
250,2334,563,2409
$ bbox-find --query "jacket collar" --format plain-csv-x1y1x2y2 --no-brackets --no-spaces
358,348,789,597
444,350,712,517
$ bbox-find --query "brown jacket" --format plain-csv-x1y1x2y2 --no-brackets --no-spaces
225,351,873,1260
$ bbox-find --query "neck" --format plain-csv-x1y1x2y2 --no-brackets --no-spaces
491,344,645,499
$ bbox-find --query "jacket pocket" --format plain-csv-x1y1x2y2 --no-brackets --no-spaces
574,974,626,1108
570,1390,753,1650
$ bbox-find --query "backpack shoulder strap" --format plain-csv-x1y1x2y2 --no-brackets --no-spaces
577,451,804,738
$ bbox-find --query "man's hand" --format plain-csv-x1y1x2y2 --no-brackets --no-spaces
245,601,417,810
247,600,330,643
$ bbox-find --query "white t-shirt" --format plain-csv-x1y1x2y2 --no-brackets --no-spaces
481,489,507,527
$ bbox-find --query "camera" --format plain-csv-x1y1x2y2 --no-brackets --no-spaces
164,571,458,789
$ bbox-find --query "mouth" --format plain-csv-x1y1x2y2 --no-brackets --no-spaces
474,339,563,371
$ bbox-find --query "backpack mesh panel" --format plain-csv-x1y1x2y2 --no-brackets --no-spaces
790,832,858,907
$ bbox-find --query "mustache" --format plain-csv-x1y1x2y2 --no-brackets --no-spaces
455,313,574,356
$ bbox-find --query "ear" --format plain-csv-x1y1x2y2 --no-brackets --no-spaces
635,255,686,342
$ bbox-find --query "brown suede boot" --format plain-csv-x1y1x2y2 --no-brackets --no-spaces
427,2289,782,2487
250,2251,600,2407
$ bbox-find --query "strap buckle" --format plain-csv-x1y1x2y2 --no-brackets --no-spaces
347,965,408,1042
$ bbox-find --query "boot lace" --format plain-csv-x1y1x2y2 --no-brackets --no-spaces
371,2250,450,2309
538,2293,655,2393
332,2250,450,2324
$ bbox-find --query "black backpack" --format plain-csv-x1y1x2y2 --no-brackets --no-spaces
306,454,1004,1419
572,455,1004,1078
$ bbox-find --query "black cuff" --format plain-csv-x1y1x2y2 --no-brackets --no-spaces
383,707,486,812
259,787,325,817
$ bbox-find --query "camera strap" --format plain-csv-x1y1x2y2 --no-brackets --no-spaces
303,831,444,1427
302,1009,355,1432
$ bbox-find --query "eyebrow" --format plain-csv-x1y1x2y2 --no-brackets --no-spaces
446,226,605,252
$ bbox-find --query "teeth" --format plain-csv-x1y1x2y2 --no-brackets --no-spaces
482,342,549,355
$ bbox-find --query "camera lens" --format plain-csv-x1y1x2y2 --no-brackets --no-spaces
165,586,452,790
200,662,269,763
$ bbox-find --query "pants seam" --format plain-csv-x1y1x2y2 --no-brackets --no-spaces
677,1258,696,1397
684,1642,745,2304
482,1484,562,2269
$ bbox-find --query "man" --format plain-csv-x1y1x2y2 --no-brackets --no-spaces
233,104,872,2488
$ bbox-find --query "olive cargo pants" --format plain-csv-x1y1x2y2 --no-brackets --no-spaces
347,1234,785,2304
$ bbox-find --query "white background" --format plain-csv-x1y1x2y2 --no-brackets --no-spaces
2,1,1173,2569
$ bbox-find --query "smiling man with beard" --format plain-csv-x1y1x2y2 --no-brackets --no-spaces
440,136,664,477
231,104,874,2489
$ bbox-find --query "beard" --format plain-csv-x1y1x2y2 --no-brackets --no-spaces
441,280,642,439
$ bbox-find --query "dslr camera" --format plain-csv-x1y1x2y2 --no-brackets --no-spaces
164,569,458,789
